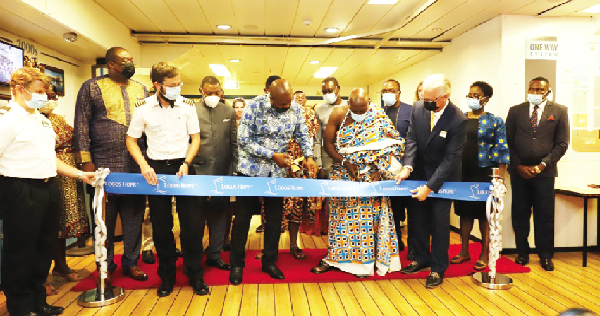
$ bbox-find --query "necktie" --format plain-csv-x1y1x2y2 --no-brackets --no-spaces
430,111,435,132
530,105,539,135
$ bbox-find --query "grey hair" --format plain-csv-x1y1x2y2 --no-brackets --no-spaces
423,74,451,96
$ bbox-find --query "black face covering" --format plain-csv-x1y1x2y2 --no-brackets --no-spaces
274,107,289,113
424,100,438,111
121,61,136,79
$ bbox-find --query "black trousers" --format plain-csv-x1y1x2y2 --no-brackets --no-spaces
389,196,412,247
202,196,229,260
510,173,555,259
0,177,59,315
104,193,145,272
230,192,283,267
410,197,451,273
147,159,205,283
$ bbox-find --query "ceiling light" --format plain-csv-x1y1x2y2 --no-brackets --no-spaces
582,3,600,13
63,32,77,42
223,81,239,89
229,59,241,63
309,60,320,64
209,64,232,77
217,24,231,30
368,0,398,4
325,28,339,33
314,67,338,79
432,28,442,32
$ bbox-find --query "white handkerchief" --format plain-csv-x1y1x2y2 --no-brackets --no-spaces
223,118,231,122
440,131,447,138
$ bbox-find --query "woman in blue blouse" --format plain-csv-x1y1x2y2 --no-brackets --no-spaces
450,81,509,271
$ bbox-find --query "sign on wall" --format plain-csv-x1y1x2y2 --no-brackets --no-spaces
527,40,559,60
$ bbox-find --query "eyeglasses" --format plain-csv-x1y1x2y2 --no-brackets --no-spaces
423,95,444,103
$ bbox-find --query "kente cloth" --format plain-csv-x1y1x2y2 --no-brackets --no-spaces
323,106,404,276
74,75,148,172
48,114,89,238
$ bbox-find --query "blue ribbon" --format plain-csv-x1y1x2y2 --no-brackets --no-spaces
103,173,492,202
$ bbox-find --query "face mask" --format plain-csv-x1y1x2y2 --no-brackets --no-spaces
382,93,397,107
204,95,220,108
527,93,543,106
466,98,482,111
323,93,337,105
121,61,136,79
350,110,367,122
23,88,48,109
274,107,289,113
161,85,181,101
39,99,58,115
424,100,438,111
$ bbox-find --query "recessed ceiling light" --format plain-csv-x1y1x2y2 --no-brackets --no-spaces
230,59,241,63
314,67,338,79
432,28,442,32
309,60,320,64
368,0,398,4
582,3,600,13
325,28,339,33
209,64,232,77
217,24,231,30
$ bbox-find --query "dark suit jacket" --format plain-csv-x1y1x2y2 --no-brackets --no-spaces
192,100,238,176
505,100,569,177
403,100,467,192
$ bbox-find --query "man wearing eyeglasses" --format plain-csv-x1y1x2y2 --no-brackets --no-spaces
395,74,467,289
74,47,149,285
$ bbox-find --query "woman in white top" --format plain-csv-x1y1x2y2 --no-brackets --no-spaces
0,67,94,316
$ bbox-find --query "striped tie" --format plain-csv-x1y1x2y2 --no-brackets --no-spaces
530,105,539,135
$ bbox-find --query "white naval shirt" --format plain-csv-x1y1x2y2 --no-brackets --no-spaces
127,94,200,160
0,101,57,179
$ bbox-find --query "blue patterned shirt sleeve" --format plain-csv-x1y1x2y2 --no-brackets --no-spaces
238,100,275,159
476,112,510,168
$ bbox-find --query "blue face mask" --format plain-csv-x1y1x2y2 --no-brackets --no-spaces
527,94,543,106
23,88,48,109
382,93,397,107
162,84,181,101
466,98,482,110
350,110,367,122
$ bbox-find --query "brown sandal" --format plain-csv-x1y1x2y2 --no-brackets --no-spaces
45,284,58,296
310,261,335,274
474,260,488,271
53,269,80,282
450,254,471,264
290,246,307,260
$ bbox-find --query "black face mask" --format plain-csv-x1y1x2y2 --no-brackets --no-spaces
274,107,289,113
424,100,438,111
121,62,136,79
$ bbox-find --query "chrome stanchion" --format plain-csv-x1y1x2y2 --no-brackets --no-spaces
472,168,513,290
78,168,125,307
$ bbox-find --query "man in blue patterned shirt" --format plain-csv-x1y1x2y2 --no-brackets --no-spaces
230,79,317,285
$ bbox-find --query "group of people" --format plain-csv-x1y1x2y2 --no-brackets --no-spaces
0,45,569,316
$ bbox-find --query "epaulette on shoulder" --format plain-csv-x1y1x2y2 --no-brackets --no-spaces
134,99,146,107
182,98,194,106
0,106,10,115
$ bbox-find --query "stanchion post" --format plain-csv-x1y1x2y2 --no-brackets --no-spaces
472,168,513,290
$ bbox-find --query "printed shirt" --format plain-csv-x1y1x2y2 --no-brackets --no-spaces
237,97,313,177
471,112,510,167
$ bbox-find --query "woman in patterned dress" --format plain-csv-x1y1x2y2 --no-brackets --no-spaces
311,88,404,277
450,81,509,271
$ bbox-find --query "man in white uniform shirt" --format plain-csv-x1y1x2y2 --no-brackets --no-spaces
314,76,347,176
126,62,205,297
0,67,94,316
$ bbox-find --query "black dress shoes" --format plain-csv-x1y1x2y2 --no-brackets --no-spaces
207,258,231,271
540,258,554,271
230,267,243,285
425,272,444,289
142,250,155,264
15,313,46,316
400,261,430,274
515,255,529,266
190,279,209,296
262,264,285,280
37,303,64,315
157,281,174,297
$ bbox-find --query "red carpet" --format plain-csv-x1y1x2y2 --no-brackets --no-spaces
72,243,529,291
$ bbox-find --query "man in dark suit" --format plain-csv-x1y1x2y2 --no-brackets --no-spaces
506,77,569,271
395,74,467,288
193,76,238,271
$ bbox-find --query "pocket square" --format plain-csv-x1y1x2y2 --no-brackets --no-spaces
223,118,231,122
548,115,555,121
439,131,447,138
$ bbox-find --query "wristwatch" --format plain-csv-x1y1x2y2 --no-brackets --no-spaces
183,161,193,168
77,170,83,180
534,165,541,174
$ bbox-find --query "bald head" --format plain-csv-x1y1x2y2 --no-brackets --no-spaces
269,79,293,112
348,88,369,114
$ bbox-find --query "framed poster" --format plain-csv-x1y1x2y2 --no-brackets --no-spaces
43,65,64,96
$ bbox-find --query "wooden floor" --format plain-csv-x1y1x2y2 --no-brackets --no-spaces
2,216,600,316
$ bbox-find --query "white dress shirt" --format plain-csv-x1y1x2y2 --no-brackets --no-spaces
431,99,449,129
127,94,200,160
529,99,547,125
0,101,57,178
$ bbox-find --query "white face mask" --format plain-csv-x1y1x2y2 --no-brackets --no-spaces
527,94,543,106
204,95,220,108
350,110,367,122
382,93,397,107
323,93,338,105
466,98,482,111
23,88,48,109
162,85,181,101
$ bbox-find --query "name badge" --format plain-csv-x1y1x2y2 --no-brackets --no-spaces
439,131,447,138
